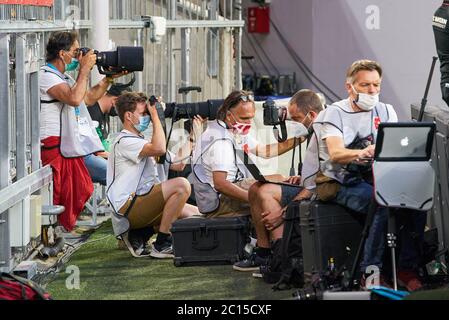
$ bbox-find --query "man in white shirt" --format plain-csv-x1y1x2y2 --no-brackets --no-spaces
233,89,324,272
316,60,426,291
192,90,303,217
107,92,193,258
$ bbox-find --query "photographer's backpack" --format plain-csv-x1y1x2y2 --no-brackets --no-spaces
260,200,304,290
0,272,52,300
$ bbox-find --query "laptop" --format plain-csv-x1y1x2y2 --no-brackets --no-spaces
235,149,302,188
373,122,436,211
374,122,435,161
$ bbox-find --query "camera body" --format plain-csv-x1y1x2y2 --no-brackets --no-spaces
149,95,166,124
79,46,144,75
263,99,288,126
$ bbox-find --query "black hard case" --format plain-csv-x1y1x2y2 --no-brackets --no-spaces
299,201,363,275
170,216,250,266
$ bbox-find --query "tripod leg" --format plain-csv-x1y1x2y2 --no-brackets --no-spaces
387,209,398,291
348,199,377,289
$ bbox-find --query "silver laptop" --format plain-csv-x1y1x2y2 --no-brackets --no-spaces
373,122,435,211
374,122,435,161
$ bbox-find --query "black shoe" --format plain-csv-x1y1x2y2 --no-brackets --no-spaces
233,251,270,272
122,229,151,258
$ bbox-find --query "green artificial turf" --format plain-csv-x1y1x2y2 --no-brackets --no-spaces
45,221,293,300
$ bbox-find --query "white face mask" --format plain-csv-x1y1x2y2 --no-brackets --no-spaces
351,84,379,111
288,112,312,138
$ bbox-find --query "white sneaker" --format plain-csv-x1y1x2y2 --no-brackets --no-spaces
150,242,174,259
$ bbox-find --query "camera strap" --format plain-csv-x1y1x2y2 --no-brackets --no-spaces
106,134,148,218
273,121,288,143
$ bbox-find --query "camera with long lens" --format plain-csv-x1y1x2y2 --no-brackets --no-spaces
263,99,288,142
79,46,144,76
164,99,224,122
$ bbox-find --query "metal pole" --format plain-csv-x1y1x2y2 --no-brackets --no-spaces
0,35,11,271
30,71,41,172
181,27,191,102
136,28,144,92
168,0,177,102
234,0,242,90
15,35,28,180
91,0,110,84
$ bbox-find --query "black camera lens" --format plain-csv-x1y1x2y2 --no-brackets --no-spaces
77,46,144,75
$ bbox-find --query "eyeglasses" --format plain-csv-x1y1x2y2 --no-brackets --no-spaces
239,94,254,102
66,48,80,57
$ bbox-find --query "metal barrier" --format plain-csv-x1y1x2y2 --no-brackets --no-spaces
0,0,244,272
411,104,449,253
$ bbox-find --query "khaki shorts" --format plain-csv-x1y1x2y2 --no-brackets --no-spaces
207,178,255,218
119,183,166,229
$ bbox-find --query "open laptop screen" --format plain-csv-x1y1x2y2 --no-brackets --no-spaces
374,122,435,161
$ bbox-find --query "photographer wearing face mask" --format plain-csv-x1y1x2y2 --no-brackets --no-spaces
316,60,427,291
232,89,324,272
191,90,303,218
39,31,126,232
107,92,195,258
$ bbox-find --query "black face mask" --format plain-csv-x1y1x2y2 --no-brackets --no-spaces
109,106,118,117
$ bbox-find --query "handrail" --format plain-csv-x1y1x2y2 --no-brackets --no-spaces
0,165,52,214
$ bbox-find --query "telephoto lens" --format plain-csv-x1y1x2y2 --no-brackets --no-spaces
78,46,144,75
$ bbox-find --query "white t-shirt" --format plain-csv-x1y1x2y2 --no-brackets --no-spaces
300,110,326,190
106,130,161,212
196,120,257,187
39,68,71,139
319,99,398,183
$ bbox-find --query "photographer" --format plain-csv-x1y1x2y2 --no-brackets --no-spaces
192,90,303,218
433,1,449,107
233,89,324,272
84,83,132,186
39,31,125,232
316,60,426,291
107,92,195,258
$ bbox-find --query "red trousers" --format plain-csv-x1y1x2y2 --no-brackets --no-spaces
41,136,93,231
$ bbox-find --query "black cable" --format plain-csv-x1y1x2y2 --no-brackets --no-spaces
249,33,281,76
242,50,257,74
290,138,297,176
243,32,271,75
270,17,342,102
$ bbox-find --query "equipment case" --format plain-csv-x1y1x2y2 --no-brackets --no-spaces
299,201,363,276
170,216,250,266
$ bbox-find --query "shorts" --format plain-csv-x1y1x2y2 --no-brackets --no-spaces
280,185,303,207
119,183,166,229
207,178,256,218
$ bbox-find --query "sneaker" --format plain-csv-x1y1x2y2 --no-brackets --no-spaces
252,270,263,278
150,241,174,259
233,251,270,272
397,270,423,292
360,273,393,290
122,231,151,258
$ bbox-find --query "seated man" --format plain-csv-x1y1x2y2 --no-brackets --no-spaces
107,92,193,258
84,83,131,186
233,89,325,271
192,90,304,218
316,60,427,291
